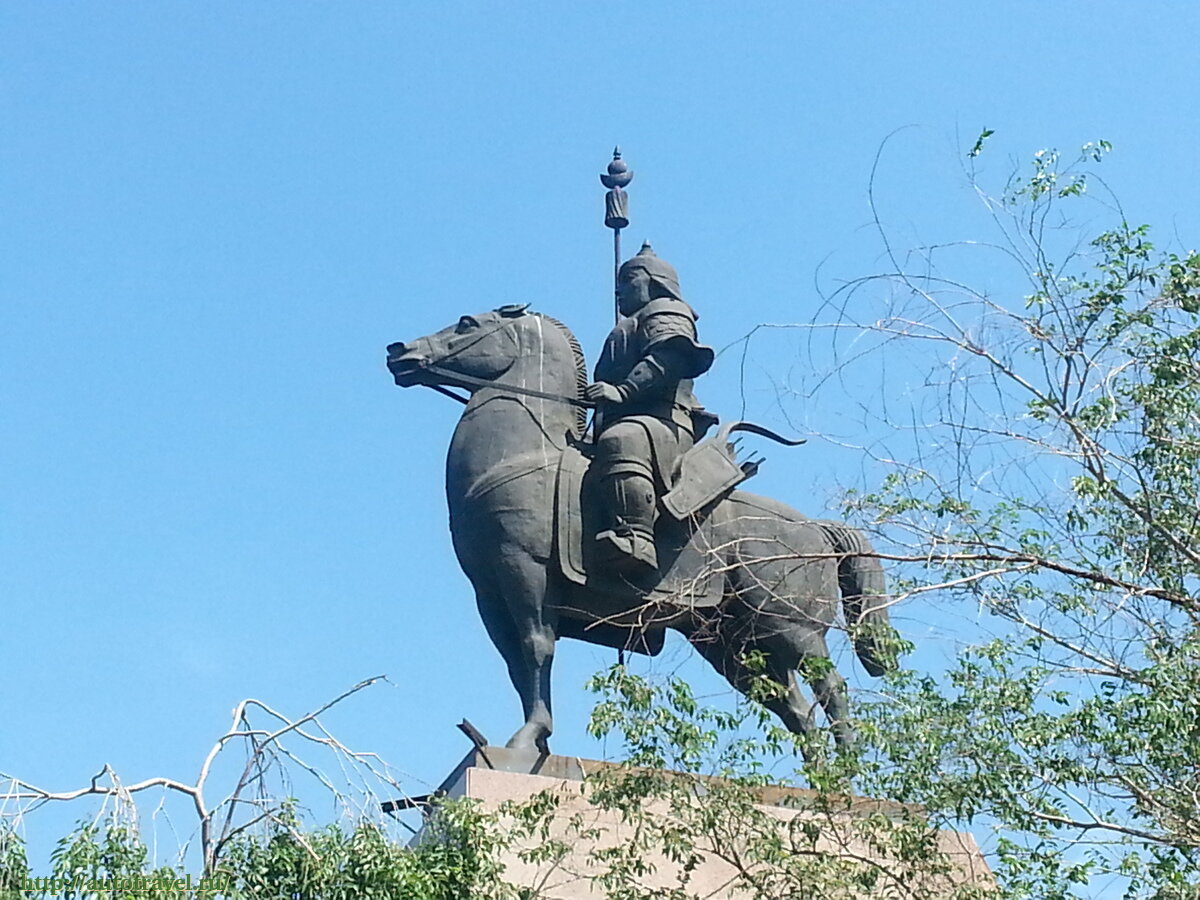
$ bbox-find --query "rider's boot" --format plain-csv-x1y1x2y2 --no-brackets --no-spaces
594,466,658,574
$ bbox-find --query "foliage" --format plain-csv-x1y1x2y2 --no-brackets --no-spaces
215,800,519,900
2,819,205,900
0,667,999,898
0,680,536,898
580,665,995,899
0,804,525,899
819,134,1200,897
0,823,29,900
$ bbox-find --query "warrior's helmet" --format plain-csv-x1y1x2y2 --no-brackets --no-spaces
618,242,683,302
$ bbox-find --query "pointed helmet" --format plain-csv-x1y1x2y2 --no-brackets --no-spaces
618,242,683,301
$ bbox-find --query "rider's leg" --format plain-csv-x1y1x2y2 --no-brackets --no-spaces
592,422,658,571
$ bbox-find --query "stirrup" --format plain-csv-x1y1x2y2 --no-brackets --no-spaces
594,528,658,573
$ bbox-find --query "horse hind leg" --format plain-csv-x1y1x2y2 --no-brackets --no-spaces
792,630,854,751
724,533,858,754
690,619,819,752
699,590,856,757
747,625,853,756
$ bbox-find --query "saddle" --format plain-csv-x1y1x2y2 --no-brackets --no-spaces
551,422,804,655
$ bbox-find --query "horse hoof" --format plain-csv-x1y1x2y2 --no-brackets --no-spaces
505,724,551,755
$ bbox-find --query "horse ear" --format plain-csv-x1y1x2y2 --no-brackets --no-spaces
496,303,530,317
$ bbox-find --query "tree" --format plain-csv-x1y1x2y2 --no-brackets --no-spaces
0,678,525,899
794,134,1200,897
0,669,993,899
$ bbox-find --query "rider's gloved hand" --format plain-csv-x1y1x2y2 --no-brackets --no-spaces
584,382,629,405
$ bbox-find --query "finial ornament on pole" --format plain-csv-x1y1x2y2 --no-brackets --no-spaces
601,147,633,324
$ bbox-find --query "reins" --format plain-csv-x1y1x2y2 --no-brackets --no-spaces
420,362,594,409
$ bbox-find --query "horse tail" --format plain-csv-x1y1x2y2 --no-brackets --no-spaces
816,521,898,677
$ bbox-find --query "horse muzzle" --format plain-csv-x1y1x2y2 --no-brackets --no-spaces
386,342,430,387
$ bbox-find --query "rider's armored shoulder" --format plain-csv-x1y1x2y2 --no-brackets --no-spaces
639,297,698,322
636,299,714,379
637,299,698,342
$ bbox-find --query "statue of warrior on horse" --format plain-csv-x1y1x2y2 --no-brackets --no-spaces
386,160,898,757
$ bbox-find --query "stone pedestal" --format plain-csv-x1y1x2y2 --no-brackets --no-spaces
422,746,992,898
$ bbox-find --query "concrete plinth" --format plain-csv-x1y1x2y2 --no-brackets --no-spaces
420,747,992,898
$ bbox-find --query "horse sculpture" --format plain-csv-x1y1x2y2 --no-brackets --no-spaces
387,305,896,755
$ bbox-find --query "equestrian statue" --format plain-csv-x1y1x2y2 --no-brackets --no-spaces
386,156,898,757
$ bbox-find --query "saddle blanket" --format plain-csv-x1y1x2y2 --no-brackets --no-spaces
552,443,725,608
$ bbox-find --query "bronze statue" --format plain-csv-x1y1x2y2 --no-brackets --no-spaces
387,297,897,756
384,150,895,757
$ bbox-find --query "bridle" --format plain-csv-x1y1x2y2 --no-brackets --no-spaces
401,315,594,410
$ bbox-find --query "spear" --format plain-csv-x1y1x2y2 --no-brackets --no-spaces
601,147,633,324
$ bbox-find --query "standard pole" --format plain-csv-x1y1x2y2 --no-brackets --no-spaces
600,147,634,666
613,227,621,324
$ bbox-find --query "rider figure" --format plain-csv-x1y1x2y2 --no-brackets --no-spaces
585,242,715,573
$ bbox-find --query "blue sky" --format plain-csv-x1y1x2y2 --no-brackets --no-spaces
3,1,1199,874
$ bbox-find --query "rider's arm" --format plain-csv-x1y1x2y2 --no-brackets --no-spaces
613,308,708,403
613,344,690,403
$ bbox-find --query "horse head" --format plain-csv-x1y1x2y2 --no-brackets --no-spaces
387,303,531,390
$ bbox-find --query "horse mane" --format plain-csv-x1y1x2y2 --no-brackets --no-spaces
531,312,588,437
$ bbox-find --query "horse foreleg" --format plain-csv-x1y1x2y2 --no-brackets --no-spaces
473,554,556,754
